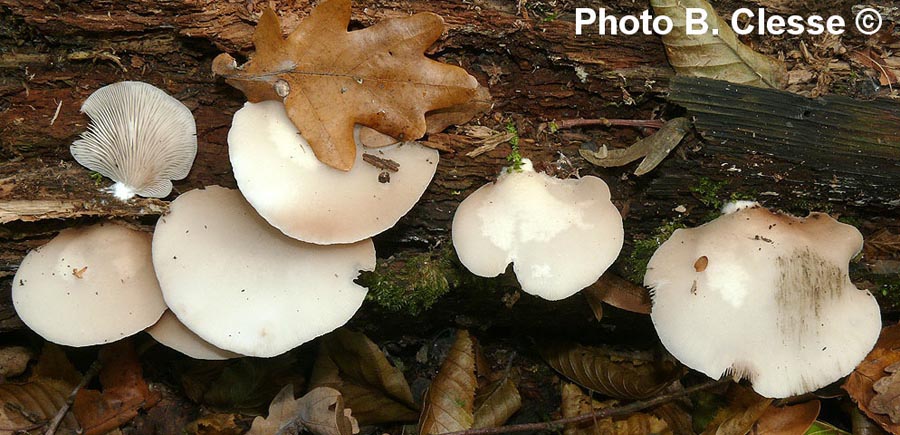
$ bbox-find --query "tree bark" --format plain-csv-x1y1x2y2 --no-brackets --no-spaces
0,0,897,334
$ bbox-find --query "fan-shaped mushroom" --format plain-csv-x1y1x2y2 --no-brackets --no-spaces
152,186,375,357
71,81,197,200
646,202,881,398
12,222,167,346
451,160,624,300
228,101,438,244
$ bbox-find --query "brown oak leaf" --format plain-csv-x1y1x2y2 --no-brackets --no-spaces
213,0,478,171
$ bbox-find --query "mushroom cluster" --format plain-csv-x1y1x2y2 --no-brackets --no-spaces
646,202,881,398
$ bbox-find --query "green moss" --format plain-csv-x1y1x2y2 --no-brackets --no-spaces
689,177,728,209
623,219,685,283
505,121,524,172
874,275,900,306
89,171,104,186
359,248,460,316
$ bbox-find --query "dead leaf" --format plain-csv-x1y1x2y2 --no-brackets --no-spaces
0,378,78,433
805,420,850,434
73,341,162,435
358,85,493,149
310,329,418,425
870,362,900,424
579,118,690,176
849,49,899,86
582,273,652,317
213,0,478,171
419,330,477,435
700,386,772,435
185,413,243,435
247,386,358,435
0,346,33,378
542,343,680,400
651,402,694,435
845,324,900,434
752,401,820,435
650,0,786,88
561,383,671,435
473,378,521,429
32,344,82,387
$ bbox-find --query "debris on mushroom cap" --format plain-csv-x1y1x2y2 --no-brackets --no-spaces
12,222,167,347
645,202,881,398
71,81,198,201
228,101,438,245
451,159,624,301
152,186,376,358
146,311,242,360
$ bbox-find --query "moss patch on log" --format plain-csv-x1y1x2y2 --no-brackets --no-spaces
359,247,461,316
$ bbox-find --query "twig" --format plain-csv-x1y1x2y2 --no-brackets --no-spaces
49,100,62,126
435,379,728,435
362,153,400,172
44,359,102,435
553,118,665,130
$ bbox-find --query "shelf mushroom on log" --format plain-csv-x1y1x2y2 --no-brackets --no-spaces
70,81,198,201
451,159,624,301
646,202,881,398
12,222,167,346
228,101,439,245
151,186,376,358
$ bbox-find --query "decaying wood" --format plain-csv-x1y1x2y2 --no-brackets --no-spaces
0,0,898,334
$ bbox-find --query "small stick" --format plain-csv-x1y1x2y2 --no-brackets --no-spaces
362,153,400,172
553,118,665,130
435,379,727,435
44,359,102,435
49,100,62,126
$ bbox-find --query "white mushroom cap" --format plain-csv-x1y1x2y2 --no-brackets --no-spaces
152,186,375,358
12,222,167,346
228,101,438,245
146,311,242,360
71,81,198,200
451,160,624,300
646,203,881,398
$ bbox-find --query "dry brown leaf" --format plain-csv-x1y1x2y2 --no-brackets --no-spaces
579,118,691,176
248,386,358,435
701,386,772,435
185,413,243,435
560,383,671,435
419,330,477,435
849,49,899,86
845,324,900,434
0,346,32,378
310,329,418,425
870,362,900,424
650,0,786,88
473,378,521,429
651,402,694,435
0,378,78,433
73,341,162,435
32,344,82,387
213,0,478,171
543,343,680,400
752,401,820,435
358,85,492,148
583,273,652,317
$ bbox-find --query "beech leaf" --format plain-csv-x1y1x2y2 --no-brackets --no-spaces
213,0,479,170
560,383,671,435
844,324,900,434
701,386,772,435
650,0,786,88
870,361,900,424
473,378,522,429
419,330,477,435
310,329,418,425
542,343,680,400
247,386,359,435
582,273,652,318
752,401,820,435
73,341,161,435
0,379,78,433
